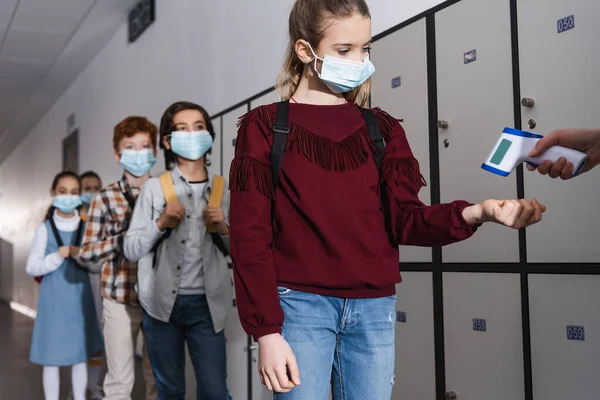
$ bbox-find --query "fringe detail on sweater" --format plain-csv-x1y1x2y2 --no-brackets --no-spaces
373,108,402,142
237,106,274,131
238,105,370,172
285,126,369,172
229,158,274,200
381,157,428,189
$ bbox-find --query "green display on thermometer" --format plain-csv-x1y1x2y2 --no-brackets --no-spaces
490,138,513,165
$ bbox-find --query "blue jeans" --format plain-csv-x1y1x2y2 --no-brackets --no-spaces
142,295,230,400
275,287,396,400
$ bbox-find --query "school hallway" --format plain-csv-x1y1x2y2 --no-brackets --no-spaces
0,301,146,400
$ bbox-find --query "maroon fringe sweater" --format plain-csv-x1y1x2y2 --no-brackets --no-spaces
229,102,478,340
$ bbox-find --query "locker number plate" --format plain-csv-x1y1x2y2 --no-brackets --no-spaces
566,325,585,341
464,49,477,65
473,318,487,332
557,15,575,34
396,311,407,323
391,76,401,89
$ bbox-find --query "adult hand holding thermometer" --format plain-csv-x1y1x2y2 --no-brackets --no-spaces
482,128,588,177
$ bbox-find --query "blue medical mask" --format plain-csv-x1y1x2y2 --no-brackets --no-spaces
120,149,156,177
81,192,95,205
307,42,375,94
170,130,213,161
52,195,82,214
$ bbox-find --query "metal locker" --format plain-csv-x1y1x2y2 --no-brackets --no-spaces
392,273,436,400
443,273,524,400
529,275,600,399
370,19,433,263
436,0,519,262
210,115,223,176
222,106,248,181
518,0,600,263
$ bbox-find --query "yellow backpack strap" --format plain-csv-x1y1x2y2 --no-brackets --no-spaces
206,175,225,233
159,172,179,204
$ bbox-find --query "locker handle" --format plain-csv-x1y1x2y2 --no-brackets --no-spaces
437,120,449,129
245,345,258,352
521,97,535,108
445,391,457,399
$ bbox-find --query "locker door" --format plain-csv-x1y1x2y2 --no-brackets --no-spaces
436,0,518,262
248,92,281,400
370,20,432,263
210,115,223,176
443,273,524,400
518,0,600,262
222,106,249,181
225,288,250,400
392,273,436,400
529,275,600,399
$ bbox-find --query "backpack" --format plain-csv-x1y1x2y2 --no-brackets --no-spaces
151,172,229,267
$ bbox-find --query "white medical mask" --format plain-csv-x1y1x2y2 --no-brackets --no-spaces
170,130,213,161
120,149,156,177
52,195,82,214
306,42,375,93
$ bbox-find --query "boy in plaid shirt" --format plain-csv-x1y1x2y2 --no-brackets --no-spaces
78,116,158,400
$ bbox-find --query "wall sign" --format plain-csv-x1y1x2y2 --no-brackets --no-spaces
473,318,487,332
566,325,585,341
128,0,156,43
557,15,575,34
391,76,401,89
66,113,75,133
62,129,79,173
464,49,477,65
396,311,407,323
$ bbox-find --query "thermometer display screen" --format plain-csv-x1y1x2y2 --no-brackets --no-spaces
490,138,512,165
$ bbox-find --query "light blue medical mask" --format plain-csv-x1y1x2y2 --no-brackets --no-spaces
170,130,213,161
307,42,375,94
81,192,95,205
119,149,156,177
52,194,82,214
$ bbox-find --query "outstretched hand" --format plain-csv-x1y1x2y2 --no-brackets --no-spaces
462,198,546,229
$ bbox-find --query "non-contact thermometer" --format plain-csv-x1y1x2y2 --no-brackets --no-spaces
481,127,588,177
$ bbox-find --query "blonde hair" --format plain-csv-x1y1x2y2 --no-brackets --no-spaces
276,0,371,107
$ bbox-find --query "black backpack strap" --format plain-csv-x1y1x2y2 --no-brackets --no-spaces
118,181,136,210
270,100,290,189
48,217,64,247
151,228,172,268
210,232,229,257
74,220,85,247
359,107,385,170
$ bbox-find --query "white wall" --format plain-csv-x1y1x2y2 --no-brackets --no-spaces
0,0,445,306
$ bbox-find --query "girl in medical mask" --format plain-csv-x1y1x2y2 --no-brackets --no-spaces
229,0,547,399
26,171,104,400
124,102,232,400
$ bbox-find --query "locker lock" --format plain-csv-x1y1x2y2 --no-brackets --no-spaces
437,120,449,129
521,97,535,108
528,118,537,129
445,391,457,400
443,139,450,148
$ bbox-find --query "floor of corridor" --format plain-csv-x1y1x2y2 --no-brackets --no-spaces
0,301,146,400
